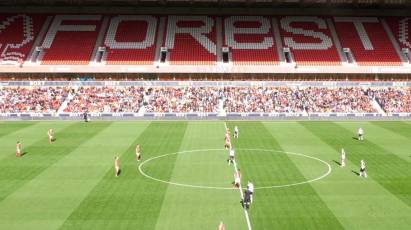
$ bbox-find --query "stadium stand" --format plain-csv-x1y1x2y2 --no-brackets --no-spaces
4,85,410,115
165,16,217,65
224,87,304,113
302,87,376,113
64,86,144,112
223,87,375,113
333,17,402,66
144,87,220,112
1,14,409,68
0,14,47,64
104,15,158,65
374,87,411,113
278,16,341,66
385,17,411,62
0,86,69,113
40,15,103,65
223,16,279,65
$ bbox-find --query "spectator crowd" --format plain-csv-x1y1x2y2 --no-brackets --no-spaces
223,87,375,113
64,86,145,113
374,87,411,113
1,86,410,114
0,87,69,113
144,87,221,113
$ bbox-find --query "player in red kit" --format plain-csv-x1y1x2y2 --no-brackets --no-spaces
224,132,231,149
234,169,241,188
135,144,142,162
218,221,225,230
16,141,22,157
114,156,121,177
47,128,54,144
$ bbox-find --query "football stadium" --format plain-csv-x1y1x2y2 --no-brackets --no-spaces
0,0,411,229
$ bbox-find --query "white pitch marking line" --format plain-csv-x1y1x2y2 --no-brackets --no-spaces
138,148,331,190
225,122,252,230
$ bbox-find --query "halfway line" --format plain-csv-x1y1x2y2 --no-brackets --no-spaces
225,122,252,230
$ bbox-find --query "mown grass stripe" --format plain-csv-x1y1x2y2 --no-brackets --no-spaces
347,122,411,163
228,122,344,230
0,122,73,160
0,122,37,138
0,122,149,230
266,121,411,229
300,121,411,208
153,122,247,230
59,122,188,230
373,121,411,141
0,122,111,203
0,122,41,161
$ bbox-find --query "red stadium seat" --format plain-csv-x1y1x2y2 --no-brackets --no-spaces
333,17,401,66
0,14,47,64
0,14,407,67
223,16,279,65
164,16,217,65
104,15,158,65
385,17,411,59
41,15,103,65
278,16,341,66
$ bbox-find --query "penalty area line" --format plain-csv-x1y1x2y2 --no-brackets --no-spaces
225,122,252,230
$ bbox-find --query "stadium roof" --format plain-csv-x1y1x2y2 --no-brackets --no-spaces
2,0,411,8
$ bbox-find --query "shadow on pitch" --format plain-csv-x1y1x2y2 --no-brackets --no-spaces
20,151,28,157
351,170,360,176
115,169,122,177
240,199,251,210
352,137,359,140
333,160,341,166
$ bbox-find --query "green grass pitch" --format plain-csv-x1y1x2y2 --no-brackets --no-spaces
0,121,410,230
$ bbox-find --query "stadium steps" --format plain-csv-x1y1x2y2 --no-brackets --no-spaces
216,17,223,63
90,15,110,64
380,18,409,65
371,98,387,116
327,18,345,64
218,98,226,116
138,106,146,116
272,17,286,64
57,87,77,115
154,16,166,64
139,91,150,115
26,16,53,65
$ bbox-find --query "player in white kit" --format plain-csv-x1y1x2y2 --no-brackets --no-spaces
234,126,239,139
247,181,254,203
227,148,235,165
359,160,367,178
358,128,364,141
341,148,346,167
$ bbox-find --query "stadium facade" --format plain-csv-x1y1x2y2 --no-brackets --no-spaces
0,1,410,120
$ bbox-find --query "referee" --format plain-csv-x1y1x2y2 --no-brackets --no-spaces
83,111,89,122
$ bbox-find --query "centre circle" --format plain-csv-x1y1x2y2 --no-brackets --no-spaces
138,149,331,190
